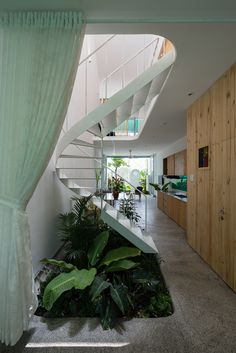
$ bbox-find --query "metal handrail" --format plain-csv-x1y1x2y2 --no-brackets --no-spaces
70,143,148,198
78,35,117,66
69,142,148,232
101,37,158,85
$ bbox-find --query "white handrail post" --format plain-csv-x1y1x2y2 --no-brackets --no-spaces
145,195,148,232
100,137,104,210
85,60,88,116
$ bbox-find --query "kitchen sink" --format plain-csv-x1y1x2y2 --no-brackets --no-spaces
173,193,187,198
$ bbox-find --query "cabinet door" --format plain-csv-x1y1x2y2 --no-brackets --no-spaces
167,155,175,175
174,150,186,175
157,191,164,211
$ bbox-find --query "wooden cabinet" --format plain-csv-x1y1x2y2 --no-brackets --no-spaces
167,155,175,174
157,192,186,230
175,150,187,175
157,191,164,211
187,63,236,291
164,150,187,175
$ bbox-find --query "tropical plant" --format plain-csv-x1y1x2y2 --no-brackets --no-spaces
108,157,128,177
37,196,173,329
57,196,106,266
149,182,170,192
119,198,141,224
139,169,148,193
40,230,141,328
108,176,124,192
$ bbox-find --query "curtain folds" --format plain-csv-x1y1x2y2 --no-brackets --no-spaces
0,11,84,345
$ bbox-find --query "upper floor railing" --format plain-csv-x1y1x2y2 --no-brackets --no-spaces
63,34,169,135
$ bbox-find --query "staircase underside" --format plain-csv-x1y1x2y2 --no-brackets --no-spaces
56,48,176,254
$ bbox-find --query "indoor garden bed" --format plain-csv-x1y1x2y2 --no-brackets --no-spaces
36,195,173,330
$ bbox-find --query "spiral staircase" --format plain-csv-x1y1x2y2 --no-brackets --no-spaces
56,35,176,254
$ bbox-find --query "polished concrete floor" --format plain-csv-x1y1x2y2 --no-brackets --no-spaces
2,197,236,353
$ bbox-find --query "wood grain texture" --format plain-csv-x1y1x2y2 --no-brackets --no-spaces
187,63,236,291
167,155,175,174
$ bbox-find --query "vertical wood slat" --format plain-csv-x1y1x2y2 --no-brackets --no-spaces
187,63,236,292
187,106,197,249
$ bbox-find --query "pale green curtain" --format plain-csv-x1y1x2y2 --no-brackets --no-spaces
0,12,84,345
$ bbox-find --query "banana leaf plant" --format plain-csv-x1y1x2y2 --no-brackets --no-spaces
41,230,141,324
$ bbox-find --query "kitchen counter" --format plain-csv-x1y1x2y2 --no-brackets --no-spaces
157,191,187,229
164,191,187,203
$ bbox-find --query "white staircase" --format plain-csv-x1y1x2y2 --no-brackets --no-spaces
56,35,176,254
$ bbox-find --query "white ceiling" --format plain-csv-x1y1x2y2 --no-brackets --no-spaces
90,22,236,155
2,2,236,155
1,0,236,22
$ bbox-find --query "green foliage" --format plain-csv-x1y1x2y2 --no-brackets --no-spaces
119,198,140,223
88,231,110,266
43,268,96,311
149,182,170,192
100,247,141,267
144,292,173,317
105,259,138,273
37,196,173,330
110,283,130,314
108,158,128,176
57,196,106,266
139,169,148,193
171,177,187,191
89,275,110,301
41,258,75,271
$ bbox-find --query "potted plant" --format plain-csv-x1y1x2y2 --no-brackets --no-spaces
107,158,128,200
110,176,124,200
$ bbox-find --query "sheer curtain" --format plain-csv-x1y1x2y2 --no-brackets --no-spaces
0,12,84,345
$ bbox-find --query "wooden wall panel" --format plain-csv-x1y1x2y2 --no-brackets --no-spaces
187,106,197,249
187,63,236,292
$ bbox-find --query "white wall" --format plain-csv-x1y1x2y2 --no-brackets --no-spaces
27,155,72,275
154,135,187,180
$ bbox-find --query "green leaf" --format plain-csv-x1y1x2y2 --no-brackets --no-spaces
105,259,139,272
99,247,141,267
89,275,110,301
110,283,129,314
41,258,75,271
95,296,118,330
88,231,109,266
43,268,96,311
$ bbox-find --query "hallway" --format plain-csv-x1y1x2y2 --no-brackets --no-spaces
2,197,236,353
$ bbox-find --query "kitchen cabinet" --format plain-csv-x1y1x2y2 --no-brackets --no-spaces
175,150,187,175
157,192,187,230
157,191,164,211
167,155,175,175
187,63,236,291
164,150,187,175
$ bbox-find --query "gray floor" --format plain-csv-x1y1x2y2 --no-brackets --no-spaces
2,197,236,353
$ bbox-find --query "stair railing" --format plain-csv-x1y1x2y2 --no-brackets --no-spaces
66,140,148,232
101,36,165,99
63,35,161,134
103,164,148,232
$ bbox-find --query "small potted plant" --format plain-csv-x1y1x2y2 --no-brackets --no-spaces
110,176,124,200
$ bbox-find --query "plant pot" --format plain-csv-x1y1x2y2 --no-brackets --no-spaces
112,190,119,200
